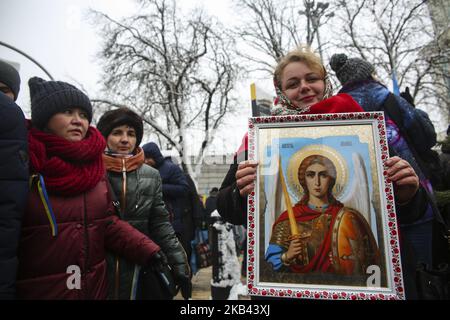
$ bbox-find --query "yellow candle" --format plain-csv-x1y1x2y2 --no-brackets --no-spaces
278,157,299,237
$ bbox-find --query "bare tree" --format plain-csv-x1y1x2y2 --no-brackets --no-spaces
230,0,447,125
334,0,449,122
90,0,239,180
232,0,335,76
426,0,450,124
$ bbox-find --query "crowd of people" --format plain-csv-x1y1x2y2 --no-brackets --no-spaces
0,44,448,300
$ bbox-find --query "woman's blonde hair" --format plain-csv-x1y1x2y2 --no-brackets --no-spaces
274,46,325,87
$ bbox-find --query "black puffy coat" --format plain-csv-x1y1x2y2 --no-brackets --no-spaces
0,93,28,299
142,143,189,234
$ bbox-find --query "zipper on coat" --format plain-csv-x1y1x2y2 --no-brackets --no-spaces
121,158,127,214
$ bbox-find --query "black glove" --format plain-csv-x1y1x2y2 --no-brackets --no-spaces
149,250,169,272
172,263,192,300
400,87,415,107
145,251,177,298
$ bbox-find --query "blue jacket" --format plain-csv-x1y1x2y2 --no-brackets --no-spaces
340,80,438,275
340,80,436,153
142,143,189,233
0,93,28,299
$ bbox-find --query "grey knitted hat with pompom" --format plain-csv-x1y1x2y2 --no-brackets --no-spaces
329,53,375,86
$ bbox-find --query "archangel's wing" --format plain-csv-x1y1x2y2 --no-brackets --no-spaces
263,151,285,251
340,153,371,226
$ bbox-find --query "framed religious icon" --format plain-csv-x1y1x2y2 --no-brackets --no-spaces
246,112,405,300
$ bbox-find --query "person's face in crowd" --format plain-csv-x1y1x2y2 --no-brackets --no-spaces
106,124,137,155
144,157,156,167
281,61,325,110
0,82,14,100
305,163,331,200
46,107,89,142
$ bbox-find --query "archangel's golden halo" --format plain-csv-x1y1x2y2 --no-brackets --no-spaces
286,144,348,200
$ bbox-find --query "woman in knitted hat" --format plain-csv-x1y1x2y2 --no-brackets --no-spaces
16,77,165,300
216,47,422,298
97,107,191,300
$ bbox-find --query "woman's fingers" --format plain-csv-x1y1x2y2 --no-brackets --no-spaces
388,165,416,183
235,166,257,181
395,175,419,186
236,161,258,176
386,156,409,178
239,183,255,197
236,161,258,197
385,156,419,204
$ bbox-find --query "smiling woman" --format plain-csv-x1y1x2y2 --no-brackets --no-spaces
279,62,326,111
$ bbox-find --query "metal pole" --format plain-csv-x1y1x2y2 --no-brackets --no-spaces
314,16,324,61
0,41,54,80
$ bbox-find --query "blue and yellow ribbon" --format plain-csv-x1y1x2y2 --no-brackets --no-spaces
30,174,58,237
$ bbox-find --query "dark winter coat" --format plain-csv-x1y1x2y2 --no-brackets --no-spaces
436,136,450,229
184,174,205,230
217,134,248,226
106,156,189,299
0,93,28,299
439,136,450,191
16,176,160,300
205,193,218,215
142,143,190,234
176,173,205,262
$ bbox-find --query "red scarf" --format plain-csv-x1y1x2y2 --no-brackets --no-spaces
28,122,106,196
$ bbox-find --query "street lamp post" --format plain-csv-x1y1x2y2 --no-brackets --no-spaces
299,0,334,61
310,14,323,61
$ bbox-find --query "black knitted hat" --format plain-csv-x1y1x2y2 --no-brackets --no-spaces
97,107,144,147
29,77,93,129
0,59,21,101
329,53,375,86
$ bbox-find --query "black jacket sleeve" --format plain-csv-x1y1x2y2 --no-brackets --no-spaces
395,186,428,224
0,94,28,299
147,173,189,275
216,161,247,226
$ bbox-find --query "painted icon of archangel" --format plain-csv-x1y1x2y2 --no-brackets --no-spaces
246,112,405,300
